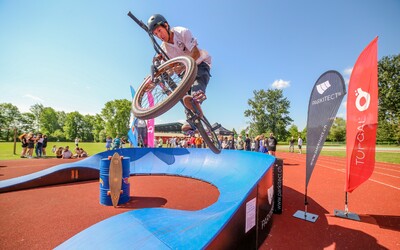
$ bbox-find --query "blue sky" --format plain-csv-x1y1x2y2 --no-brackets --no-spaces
1,0,399,132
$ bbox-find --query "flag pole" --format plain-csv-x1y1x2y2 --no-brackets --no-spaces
304,189,308,217
293,186,319,223
334,191,360,221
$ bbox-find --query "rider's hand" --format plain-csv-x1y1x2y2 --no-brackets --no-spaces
153,53,164,64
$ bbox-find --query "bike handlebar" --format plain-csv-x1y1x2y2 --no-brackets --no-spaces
127,11,170,61
127,11,149,33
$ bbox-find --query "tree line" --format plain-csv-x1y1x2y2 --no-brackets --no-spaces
243,54,399,144
0,99,131,142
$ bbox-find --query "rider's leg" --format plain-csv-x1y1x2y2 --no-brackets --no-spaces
181,109,197,133
183,95,203,118
183,62,210,116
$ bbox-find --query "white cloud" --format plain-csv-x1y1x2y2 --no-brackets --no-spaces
343,67,353,76
271,79,290,89
24,94,45,102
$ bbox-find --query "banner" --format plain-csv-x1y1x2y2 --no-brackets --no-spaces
127,86,138,147
306,71,346,188
146,92,155,147
346,37,378,193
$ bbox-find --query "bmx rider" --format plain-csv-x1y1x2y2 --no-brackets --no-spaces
147,14,212,132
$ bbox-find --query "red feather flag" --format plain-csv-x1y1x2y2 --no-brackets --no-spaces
346,37,378,193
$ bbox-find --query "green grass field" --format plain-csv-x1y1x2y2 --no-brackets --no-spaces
0,142,106,160
276,144,400,164
1,142,399,164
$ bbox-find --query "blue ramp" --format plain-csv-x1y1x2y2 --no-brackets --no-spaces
1,148,276,249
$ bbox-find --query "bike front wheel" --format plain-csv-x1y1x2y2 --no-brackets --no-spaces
195,116,221,154
132,56,197,120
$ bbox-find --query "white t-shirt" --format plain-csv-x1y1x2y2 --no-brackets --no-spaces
298,138,303,145
161,27,211,67
63,150,73,159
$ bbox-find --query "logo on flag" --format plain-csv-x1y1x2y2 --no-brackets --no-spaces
316,80,331,94
354,88,371,112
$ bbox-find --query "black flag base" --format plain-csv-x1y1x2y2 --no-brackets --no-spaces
334,209,360,221
293,210,319,223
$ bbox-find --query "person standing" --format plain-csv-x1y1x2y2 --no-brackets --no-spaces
254,135,260,152
266,132,277,156
26,133,35,158
251,138,256,151
42,134,48,157
195,135,203,148
227,135,235,150
75,137,80,147
105,136,112,150
245,134,251,151
35,134,44,158
19,133,28,158
158,137,164,148
289,136,295,153
298,135,303,154
258,135,268,154
113,136,121,150
236,135,244,150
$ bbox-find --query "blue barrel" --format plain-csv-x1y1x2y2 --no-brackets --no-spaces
99,156,131,206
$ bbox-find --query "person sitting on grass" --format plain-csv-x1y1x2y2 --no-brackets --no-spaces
62,146,73,159
79,148,88,158
55,147,63,158
73,147,81,158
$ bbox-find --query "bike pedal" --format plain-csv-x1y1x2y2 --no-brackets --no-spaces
212,123,221,131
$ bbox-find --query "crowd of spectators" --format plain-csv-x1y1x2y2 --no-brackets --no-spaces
18,132,303,159
18,133,88,159
18,132,48,158
53,146,89,159
105,136,127,150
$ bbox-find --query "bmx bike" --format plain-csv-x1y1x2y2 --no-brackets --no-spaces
127,11,221,154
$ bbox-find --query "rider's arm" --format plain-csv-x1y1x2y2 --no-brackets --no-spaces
188,46,201,61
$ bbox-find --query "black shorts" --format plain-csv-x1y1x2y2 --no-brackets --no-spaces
268,146,276,152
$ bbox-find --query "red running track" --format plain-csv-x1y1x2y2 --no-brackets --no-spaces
0,153,399,249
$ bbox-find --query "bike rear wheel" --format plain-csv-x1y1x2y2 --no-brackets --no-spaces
195,116,221,154
132,56,197,120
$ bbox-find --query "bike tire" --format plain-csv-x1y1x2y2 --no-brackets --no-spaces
132,56,197,120
195,116,221,154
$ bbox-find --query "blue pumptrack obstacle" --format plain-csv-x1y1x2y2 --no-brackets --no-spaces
0,148,281,249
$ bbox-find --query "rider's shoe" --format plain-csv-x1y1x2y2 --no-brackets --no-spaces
181,122,196,135
192,90,207,103
183,95,203,118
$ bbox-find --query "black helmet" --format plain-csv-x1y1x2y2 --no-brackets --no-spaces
147,14,168,32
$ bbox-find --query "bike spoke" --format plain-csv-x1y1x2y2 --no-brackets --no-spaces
138,62,187,110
